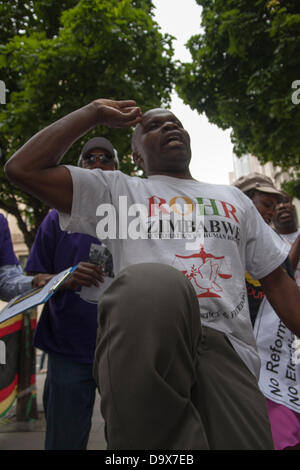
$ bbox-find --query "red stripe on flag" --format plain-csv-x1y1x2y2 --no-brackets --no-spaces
0,375,19,402
0,320,22,338
30,374,36,386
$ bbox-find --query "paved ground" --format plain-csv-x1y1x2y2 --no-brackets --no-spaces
0,354,107,451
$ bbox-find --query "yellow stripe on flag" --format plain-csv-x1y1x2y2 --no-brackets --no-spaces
0,314,23,330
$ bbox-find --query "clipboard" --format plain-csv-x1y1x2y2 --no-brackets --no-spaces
0,266,77,324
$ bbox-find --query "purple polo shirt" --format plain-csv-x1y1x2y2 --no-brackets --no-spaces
0,214,19,266
25,209,103,363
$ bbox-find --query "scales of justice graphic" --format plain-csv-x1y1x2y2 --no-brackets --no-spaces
173,246,232,298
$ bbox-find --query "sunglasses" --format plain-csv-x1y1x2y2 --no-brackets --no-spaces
83,153,113,164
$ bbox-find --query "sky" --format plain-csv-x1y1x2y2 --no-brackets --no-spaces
152,0,234,185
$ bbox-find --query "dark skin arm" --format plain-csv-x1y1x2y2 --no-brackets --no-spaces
288,234,300,271
260,265,300,337
4,99,142,213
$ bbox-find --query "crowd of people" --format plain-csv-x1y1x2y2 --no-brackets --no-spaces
1,98,300,450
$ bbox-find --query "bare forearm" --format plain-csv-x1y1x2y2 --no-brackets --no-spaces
288,237,300,271
4,98,141,213
260,266,300,337
5,103,97,176
3,103,97,213
5,99,140,178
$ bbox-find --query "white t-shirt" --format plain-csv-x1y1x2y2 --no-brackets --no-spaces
59,168,289,378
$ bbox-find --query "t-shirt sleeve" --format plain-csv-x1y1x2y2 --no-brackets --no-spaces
244,202,289,280
58,165,117,238
0,214,19,266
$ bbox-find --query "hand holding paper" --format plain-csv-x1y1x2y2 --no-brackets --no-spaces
62,262,104,291
0,266,77,324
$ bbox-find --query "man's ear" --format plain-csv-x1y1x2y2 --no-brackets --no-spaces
132,151,144,169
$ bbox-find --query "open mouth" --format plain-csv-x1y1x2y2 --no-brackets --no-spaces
277,209,292,219
162,133,184,147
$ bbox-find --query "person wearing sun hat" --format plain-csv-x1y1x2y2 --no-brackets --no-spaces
233,172,282,196
234,173,300,450
233,173,283,225
233,172,286,323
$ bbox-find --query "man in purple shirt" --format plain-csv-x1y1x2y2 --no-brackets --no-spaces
25,137,118,450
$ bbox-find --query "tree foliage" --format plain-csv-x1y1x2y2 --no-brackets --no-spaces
177,0,300,195
0,0,176,248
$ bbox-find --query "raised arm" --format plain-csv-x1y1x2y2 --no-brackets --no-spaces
260,265,300,337
4,99,142,213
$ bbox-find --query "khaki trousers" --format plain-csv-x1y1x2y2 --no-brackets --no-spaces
93,263,273,450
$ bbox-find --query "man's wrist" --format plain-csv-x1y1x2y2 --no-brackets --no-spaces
86,100,102,127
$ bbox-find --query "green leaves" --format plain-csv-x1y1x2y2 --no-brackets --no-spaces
0,0,176,247
177,0,300,194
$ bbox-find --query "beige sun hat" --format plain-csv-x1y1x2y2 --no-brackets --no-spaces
233,172,282,197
